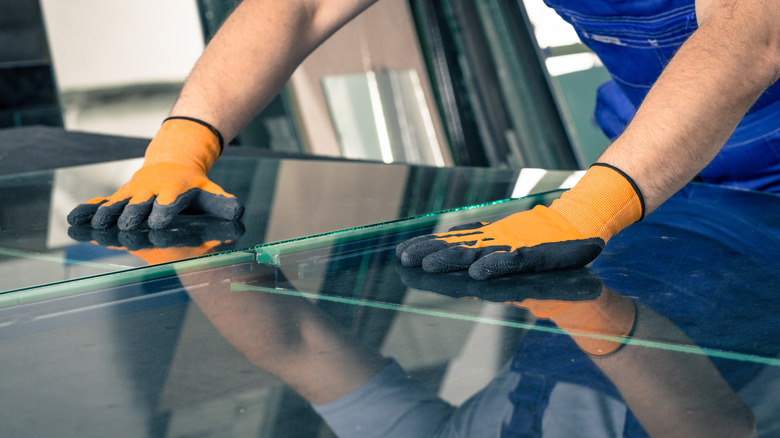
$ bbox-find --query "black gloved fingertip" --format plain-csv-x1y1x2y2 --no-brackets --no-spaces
400,251,424,268
118,214,145,231
67,211,90,226
468,266,494,281
224,202,245,221
91,214,117,229
67,203,102,225
148,212,176,230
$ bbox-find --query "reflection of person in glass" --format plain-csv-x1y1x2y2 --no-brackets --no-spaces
181,181,780,437
68,0,780,281
182,267,755,438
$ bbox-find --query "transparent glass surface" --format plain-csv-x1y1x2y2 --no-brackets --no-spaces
1,181,779,437
0,155,580,294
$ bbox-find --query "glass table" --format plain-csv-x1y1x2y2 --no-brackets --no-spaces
0,156,579,295
0,156,778,437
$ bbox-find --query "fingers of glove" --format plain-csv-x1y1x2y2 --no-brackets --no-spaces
200,179,235,198
67,198,108,225
398,223,490,265
91,198,131,229
147,189,198,230
396,234,434,259
398,236,448,267
468,238,605,280
422,244,510,274
395,263,472,296
193,189,245,221
117,197,155,231
447,221,488,232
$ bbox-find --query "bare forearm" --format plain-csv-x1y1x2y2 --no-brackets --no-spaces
599,0,780,213
170,0,379,141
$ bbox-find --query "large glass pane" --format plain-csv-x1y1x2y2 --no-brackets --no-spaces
0,181,778,437
0,155,580,294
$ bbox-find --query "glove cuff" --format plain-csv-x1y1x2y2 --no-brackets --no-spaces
144,117,224,173
550,163,644,242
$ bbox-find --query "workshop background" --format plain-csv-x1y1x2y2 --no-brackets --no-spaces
1,0,611,170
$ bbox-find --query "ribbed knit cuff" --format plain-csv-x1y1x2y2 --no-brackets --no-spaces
144,117,224,172
164,116,225,153
550,164,644,242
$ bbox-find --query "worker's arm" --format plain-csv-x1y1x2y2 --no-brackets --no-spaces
171,0,381,141
400,0,780,279
600,0,780,213
68,0,381,230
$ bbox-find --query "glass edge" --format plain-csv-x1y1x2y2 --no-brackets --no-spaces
255,190,565,263
234,284,780,368
0,250,255,309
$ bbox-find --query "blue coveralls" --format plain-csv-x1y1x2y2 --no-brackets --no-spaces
545,0,780,192
503,1,780,435
504,182,780,437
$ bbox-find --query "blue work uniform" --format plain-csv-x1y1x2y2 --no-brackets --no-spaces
502,2,780,435
544,0,780,192
505,182,780,437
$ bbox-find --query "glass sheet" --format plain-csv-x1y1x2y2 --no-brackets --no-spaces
0,181,778,437
251,182,780,366
0,155,580,294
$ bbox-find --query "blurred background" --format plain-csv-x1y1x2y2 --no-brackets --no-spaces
1,0,611,170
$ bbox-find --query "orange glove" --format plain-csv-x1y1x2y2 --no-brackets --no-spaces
67,117,244,230
397,164,644,279
515,285,637,356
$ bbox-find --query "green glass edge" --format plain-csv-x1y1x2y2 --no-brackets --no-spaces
254,191,562,265
0,247,126,270
0,250,254,309
233,283,780,368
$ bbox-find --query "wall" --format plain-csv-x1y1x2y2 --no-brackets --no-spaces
40,0,204,92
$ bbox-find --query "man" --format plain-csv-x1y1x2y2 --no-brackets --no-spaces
68,0,780,280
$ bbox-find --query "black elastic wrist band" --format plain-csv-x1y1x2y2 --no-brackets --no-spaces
164,116,225,154
590,162,646,221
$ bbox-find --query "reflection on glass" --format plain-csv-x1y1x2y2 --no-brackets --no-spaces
67,217,245,266
1,182,778,437
225,272,753,437
233,182,775,437
322,70,445,165
1,156,580,294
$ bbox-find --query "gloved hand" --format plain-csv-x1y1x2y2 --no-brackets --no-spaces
67,117,244,230
68,216,245,265
397,164,644,280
